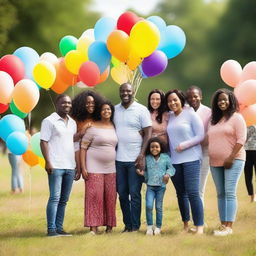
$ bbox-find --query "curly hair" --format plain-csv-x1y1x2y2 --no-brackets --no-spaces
165,89,186,109
71,90,104,122
145,137,168,156
94,100,115,123
211,88,239,125
147,89,167,124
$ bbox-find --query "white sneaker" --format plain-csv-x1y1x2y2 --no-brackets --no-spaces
146,226,154,236
213,226,233,236
154,227,161,235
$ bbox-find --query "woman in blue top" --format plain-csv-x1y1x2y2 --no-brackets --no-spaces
137,137,175,235
166,89,204,235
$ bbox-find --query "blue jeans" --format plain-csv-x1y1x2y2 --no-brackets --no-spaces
146,185,166,228
211,159,244,222
171,160,204,226
8,153,23,191
47,169,75,232
116,161,143,230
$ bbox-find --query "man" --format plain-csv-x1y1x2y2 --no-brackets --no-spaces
40,94,77,237
114,83,152,232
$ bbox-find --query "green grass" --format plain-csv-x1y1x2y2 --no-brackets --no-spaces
0,154,256,256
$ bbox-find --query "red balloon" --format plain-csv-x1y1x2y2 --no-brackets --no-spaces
117,12,141,35
0,55,25,84
79,61,100,87
0,103,9,114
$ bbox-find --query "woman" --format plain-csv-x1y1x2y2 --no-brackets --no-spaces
147,89,169,143
208,89,246,236
71,90,104,180
80,101,118,234
166,89,204,234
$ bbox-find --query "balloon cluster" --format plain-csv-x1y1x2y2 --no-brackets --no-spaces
220,60,256,126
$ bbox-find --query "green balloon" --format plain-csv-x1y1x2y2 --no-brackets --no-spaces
10,101,28,119
59,35,78,56
31,132,43,158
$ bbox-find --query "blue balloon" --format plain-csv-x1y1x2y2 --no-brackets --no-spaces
6,131,28,155
158,25,186,59
94,17,116,42
147,16,166,32
13,47,40,79
88,41,111,73
0,114,26,141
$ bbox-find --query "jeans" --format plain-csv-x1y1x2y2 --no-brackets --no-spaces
171,160,204,226
116,161,143,230
146,185,166,228
8,153,23,191
47,169,75,232
211,159,244,222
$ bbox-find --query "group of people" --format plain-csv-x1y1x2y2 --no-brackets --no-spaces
39,82,251,237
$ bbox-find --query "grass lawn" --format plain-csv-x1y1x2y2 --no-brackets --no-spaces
0,154,256,256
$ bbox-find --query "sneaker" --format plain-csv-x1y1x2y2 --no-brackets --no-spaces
213,226,233,236
146,226,153,236
56,230,72,236
47,231,61,237
154,227,161,235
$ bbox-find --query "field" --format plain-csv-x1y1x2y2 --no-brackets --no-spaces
0,154,256,256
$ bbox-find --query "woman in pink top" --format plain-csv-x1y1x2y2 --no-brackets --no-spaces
147,89,169,144
80,101,118,235
208,89,246,236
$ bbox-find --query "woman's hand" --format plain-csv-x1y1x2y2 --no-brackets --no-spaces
176,145,183,152
136,169,144,176
223,156,234,169
163,174,169,184
81,168,89,180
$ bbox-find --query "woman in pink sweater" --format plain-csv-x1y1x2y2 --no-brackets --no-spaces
208,89,246,236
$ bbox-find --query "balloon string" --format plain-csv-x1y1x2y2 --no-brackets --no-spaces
47,90,56,112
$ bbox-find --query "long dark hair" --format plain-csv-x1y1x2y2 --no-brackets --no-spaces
71,90,104,122
147,89,166,123
165,89,186,109
95,100,115,123
211,88,239,125
145,137,168,156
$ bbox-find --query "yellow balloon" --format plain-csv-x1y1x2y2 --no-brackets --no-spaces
33,61,56,89
111,63,133,85
130,20,160,58
76,37,93,60
127,50,143,71
64,50,87,75
38,157,45,169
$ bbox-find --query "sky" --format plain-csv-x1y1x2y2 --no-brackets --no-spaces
89,0,161,19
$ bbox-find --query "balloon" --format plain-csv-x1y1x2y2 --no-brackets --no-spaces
0,103,9,114
142,50,168,77
130,20,160,58
0,55,25,84
64,50,87,75
147,16,166,32
88,41,111,73
13,47,40,79
6,131,28,155
12,79,40,113
40,52,58,65
38,157,45,169
80,28,95,40
0,71,14,104
107,30,130,62
241,104,256,126
76,81,88,89
58,58,78,85
111,56,120,67
98,66,110,83
10,101,28,119
127,50,143,70
76,37,94,59
234,80,256,106
0,114,25,141
94,17,116,42
117,12,141,35
59,35,78,56
241,61,256,82
31,132,43,158
22,150,39,167
33,61,56,89
158,25,186,59
220,60,242,88
111,63,133,85
79,61,100,87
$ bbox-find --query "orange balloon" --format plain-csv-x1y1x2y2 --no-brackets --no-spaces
127,50,143,70
58,58,78,85
107,30,130,62
98,66,110,83
241,104,256,126
22,150,39,167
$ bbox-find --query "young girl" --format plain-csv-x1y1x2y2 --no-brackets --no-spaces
137,137,175,235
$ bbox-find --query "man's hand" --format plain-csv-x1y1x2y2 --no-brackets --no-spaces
45,161,53,175
135,154,145,170
74,170,81,181
136,169,144,176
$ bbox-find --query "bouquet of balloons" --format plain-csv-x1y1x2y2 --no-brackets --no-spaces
220,60,256,126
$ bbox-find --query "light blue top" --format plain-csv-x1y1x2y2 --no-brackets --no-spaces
144,153,176,187
114,101,152,161
167,107,204,164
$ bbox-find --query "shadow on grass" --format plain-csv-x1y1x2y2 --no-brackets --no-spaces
0,229,46,239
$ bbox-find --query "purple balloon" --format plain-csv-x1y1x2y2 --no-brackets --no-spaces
141,50,168,77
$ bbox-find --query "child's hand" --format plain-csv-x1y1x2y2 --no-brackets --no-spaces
163,174,169,184
136,169,144,176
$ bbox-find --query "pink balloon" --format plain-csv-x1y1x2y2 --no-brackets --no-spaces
78,61,100,87
220,60,242,88
241,61,256,82
240,104,256,126
234,79,256,106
